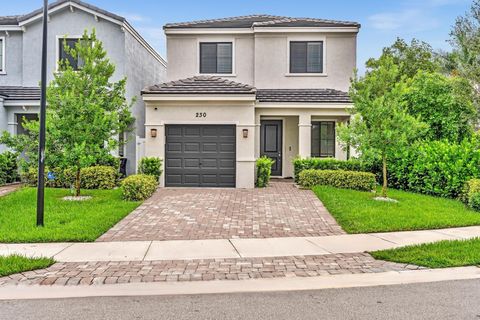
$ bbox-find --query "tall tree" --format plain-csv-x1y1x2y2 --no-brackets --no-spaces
1,30,134,196
338,56,426,198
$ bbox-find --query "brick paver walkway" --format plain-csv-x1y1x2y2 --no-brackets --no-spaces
0,253,423,286
0,183,21,197
97,181,344,241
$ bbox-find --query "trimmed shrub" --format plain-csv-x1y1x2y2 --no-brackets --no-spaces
0,151,19,185
387,137,480,198
298,169,376,191
256,156,275,188
81,166,117,190
460,179,480,211
138,157,163,181
293,157,366,183
121,174,158,201
468,193,480,211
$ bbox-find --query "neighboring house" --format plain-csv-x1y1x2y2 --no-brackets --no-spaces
142,14,359,188
0,0,167,175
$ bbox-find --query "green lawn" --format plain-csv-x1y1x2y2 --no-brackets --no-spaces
371,238,480,268
0,187,140,242
0,255,55,277
313,186,480,233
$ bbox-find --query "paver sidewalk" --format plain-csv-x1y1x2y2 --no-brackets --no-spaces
2,226,480,262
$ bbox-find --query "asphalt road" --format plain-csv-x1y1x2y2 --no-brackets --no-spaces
1,279,480,320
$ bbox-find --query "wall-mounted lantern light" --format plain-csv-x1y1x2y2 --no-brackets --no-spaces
150,128,157,138
242,129,248,138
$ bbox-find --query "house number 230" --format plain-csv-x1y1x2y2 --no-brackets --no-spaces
196,112,207,118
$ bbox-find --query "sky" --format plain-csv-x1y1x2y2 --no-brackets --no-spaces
2,0,473,73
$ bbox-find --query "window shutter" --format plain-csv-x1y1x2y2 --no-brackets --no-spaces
290,42,307,73
307,42,323,73
200,43,218,74
217,43,232,74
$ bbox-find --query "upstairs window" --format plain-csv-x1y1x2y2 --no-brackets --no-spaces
58,38,84,71
311,121,335,158
16,114,39,135
290,41,324,73
0,37,5,73
200,42,232,74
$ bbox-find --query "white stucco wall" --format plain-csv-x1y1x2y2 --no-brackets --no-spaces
0,32,23,86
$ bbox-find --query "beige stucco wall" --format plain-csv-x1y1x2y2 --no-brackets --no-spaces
166,32,357,91
144,99,256,188
166,34,255,85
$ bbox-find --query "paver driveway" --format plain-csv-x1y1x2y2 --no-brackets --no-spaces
98,181,344,242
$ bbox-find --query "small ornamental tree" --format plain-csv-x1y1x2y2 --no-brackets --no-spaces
338,56,426,198
1,30,134,196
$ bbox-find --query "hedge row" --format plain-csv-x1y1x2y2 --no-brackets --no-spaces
293,158,367,183
298,169,376,191
21,166,118,190
0,151,19,186
121,174,158,201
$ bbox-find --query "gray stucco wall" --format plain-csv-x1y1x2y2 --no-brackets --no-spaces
0,31,23,86
124,31,167,174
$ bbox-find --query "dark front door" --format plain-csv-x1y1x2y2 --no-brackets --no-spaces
165,125,236,187
260,120,283,176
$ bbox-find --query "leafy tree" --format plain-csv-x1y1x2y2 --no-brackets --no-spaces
338,56,427,198
403,72,476,142
1,30,134,196
366,38,439,81
449,0,480,91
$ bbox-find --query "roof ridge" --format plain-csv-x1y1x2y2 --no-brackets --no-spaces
252,16,360,27
164,14,287,28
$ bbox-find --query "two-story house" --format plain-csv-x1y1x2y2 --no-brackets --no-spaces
0,0,167,174
142,15,359,188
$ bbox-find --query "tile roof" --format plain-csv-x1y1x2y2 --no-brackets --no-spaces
0,0,125,26
256,89,351,103
164,14,360,29
0,86,41,100
142,76,256,95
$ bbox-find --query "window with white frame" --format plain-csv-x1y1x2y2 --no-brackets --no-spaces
290,41,324,74
58,38,86,71
0,37,5,73
199,42,233,74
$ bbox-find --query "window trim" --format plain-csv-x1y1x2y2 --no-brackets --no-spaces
311,120,336,158
286,37,327,76
0,36,6,75
55,35,84,72
197,40,236,76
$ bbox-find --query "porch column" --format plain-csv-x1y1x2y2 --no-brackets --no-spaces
298,113,311,158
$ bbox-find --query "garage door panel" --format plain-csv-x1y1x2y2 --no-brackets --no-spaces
165,125,236,187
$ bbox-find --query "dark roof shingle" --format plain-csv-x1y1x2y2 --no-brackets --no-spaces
0,0,125,26
164,14,360,29
143,76,256,95
0,86,41,100
256,89,351,103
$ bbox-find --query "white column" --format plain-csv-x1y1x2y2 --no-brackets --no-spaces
254,111,261,159
298,113,311,158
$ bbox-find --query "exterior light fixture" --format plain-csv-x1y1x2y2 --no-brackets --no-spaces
242,129,248,138
150,128,157,138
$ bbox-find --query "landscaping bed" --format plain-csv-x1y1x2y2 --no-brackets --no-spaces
371,238,480,268
313,186,480,233
0,187,140,242
0,255,54,277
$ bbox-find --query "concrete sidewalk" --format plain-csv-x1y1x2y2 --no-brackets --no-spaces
1,226,480,262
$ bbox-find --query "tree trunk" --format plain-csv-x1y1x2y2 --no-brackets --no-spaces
75,168,81,197
382,152,388,198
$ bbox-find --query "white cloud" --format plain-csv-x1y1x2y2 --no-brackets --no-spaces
119,13,150,23
369,9,439,32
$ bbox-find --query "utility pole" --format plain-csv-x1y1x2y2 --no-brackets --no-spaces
36,0,48,227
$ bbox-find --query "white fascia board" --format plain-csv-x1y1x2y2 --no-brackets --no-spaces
18,1,123,27
3,100,41,107
0,26,22,31
143,94,256,102
255,102,353,109
253,27,360,33
165,28,254,35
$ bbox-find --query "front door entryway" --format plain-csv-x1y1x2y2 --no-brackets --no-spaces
260,120,283,176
